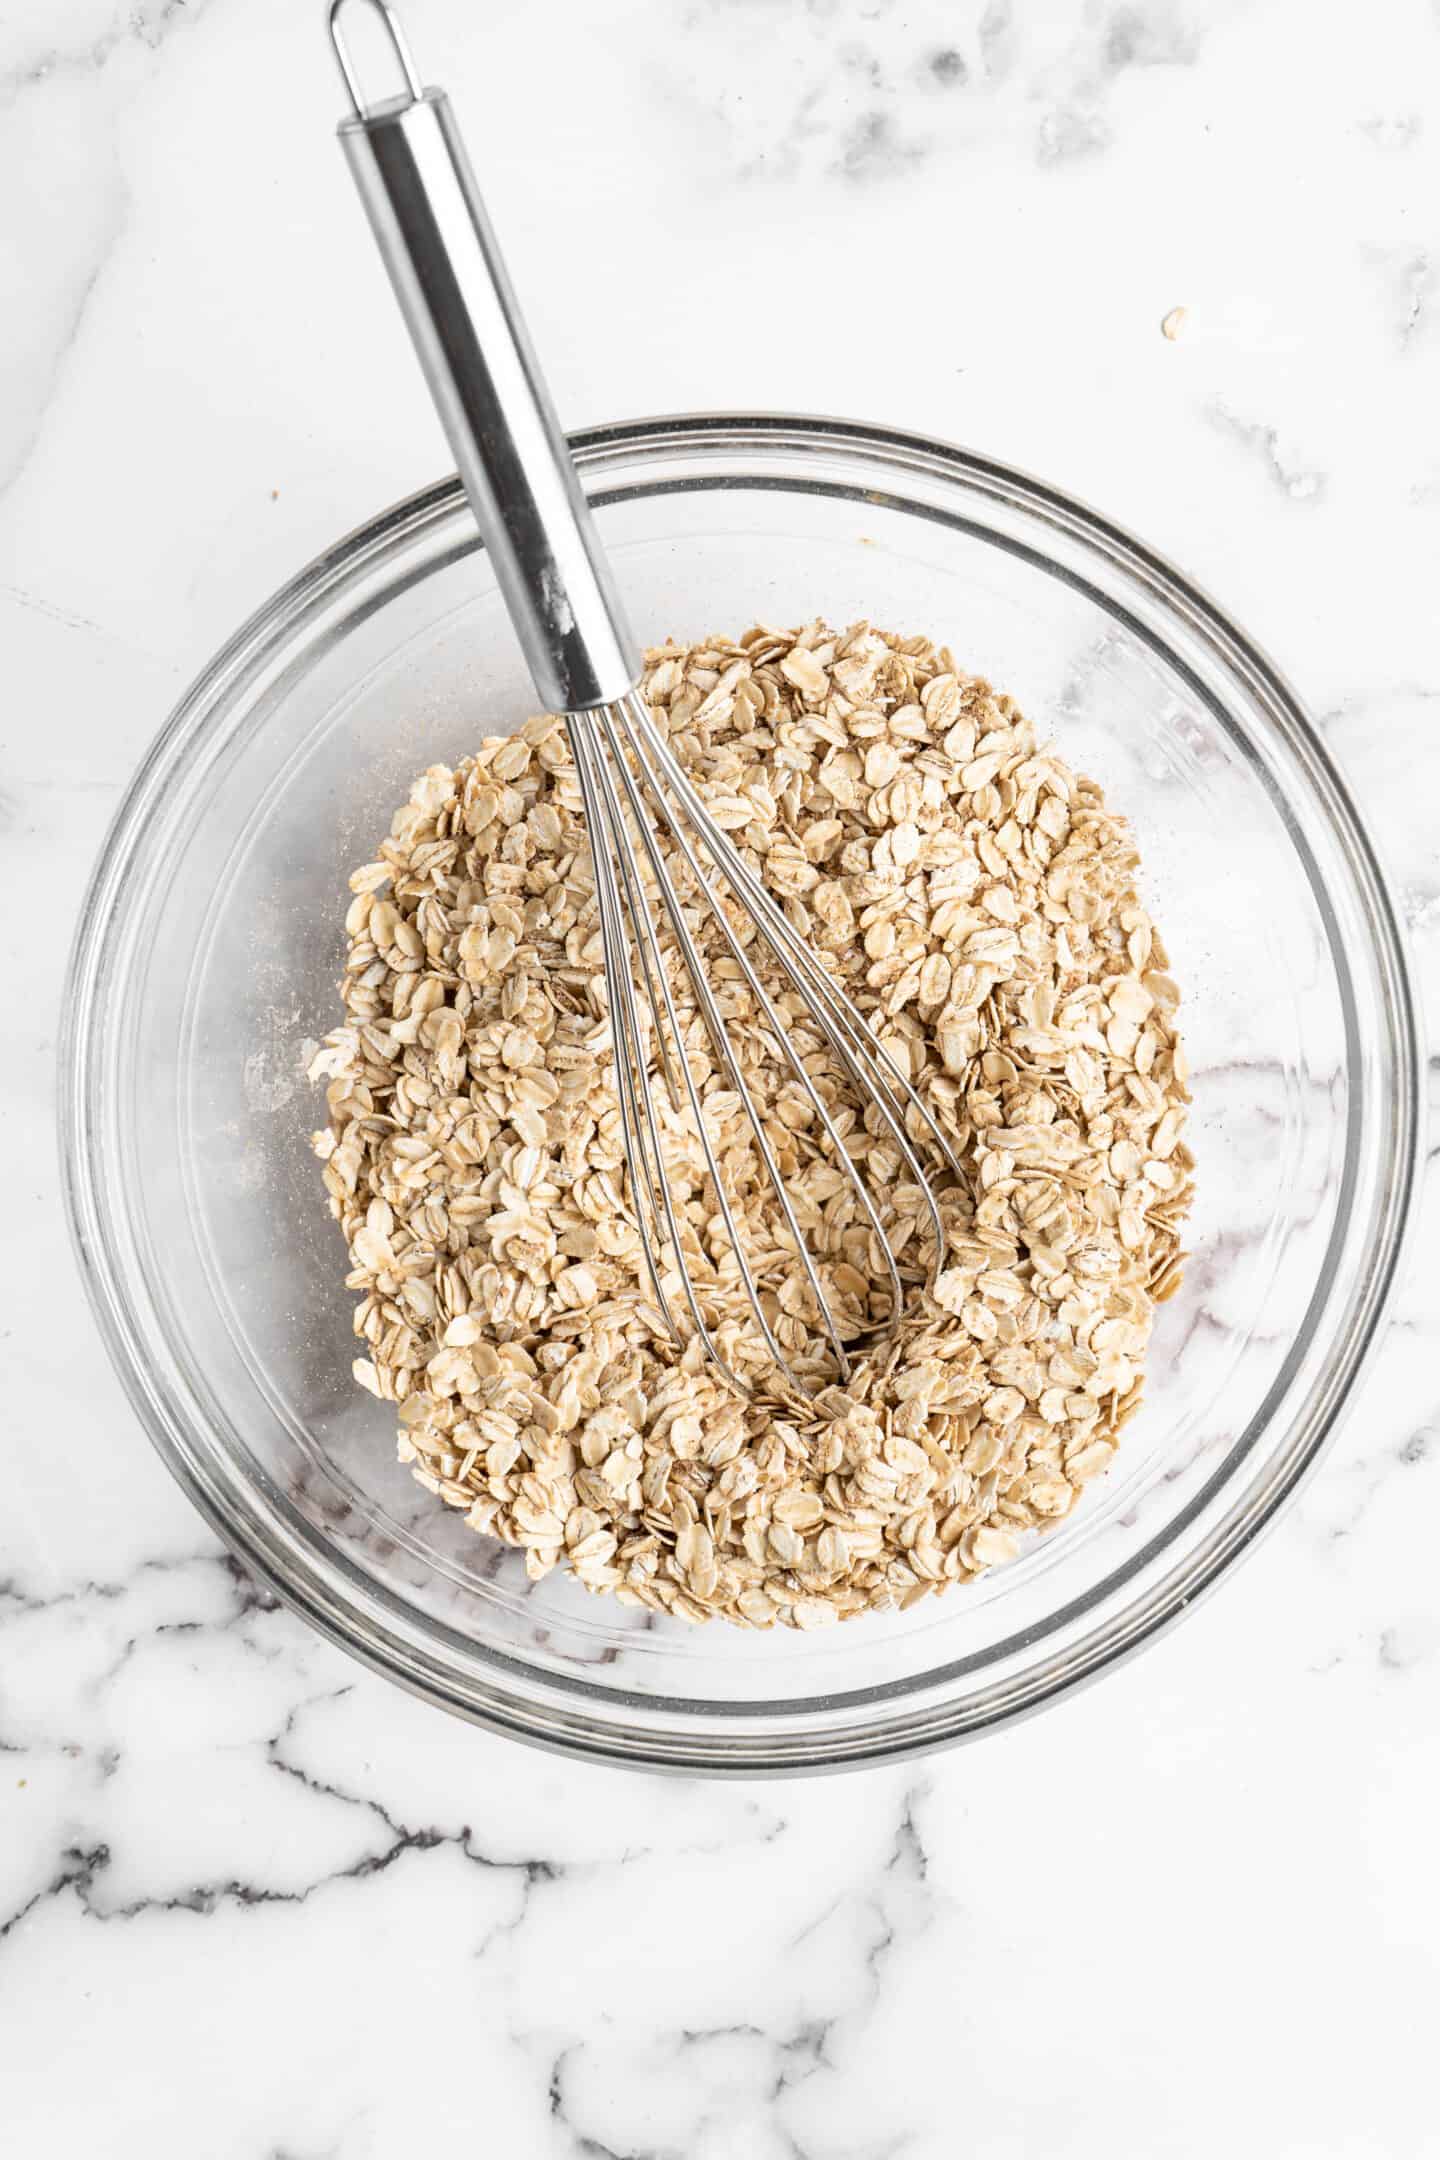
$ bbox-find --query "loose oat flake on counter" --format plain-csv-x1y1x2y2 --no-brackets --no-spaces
309,621,1193,1629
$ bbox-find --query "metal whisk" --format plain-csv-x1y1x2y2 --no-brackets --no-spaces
329,0,962,1391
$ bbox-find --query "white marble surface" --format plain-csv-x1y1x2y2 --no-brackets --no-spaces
3,0,1439,2152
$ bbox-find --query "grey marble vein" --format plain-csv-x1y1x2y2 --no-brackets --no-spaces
0,200,126,502
1205,400,1327,502
0,1691,565,1955
0,0,208,100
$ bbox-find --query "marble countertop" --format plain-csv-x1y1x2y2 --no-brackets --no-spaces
3,1,1438,2152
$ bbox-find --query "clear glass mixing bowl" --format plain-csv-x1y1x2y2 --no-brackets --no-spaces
60,416,1421,1772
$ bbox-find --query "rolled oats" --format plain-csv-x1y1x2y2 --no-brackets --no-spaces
310,621,1193,1628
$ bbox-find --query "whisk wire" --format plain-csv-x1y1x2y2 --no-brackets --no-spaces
612,697,965,1252
598,699,904,1357
566,722,686,1342
567,687,973,1390
571,713,799,1391
592,702,857,1382
574,683,971,1396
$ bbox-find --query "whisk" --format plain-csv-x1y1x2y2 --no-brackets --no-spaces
328,0,963,1391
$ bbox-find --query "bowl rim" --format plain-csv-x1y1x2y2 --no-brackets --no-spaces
59,411,1424,1773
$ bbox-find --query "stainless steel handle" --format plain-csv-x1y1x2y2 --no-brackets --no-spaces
328,0,639,714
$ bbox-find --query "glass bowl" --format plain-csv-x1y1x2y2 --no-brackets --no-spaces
61,415,1421,1772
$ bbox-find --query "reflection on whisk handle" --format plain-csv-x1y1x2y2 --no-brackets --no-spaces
330,0,640,714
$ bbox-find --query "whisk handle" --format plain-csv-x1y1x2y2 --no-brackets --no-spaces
331,2,640,713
